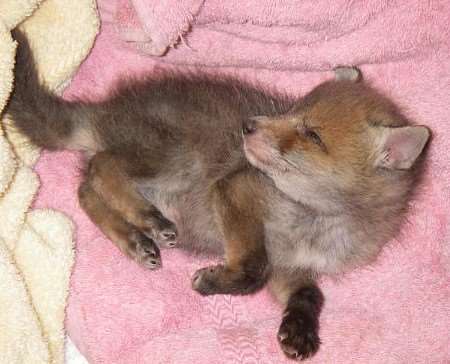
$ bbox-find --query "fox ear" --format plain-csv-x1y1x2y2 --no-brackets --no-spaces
375,126,430,170
334,66,361,82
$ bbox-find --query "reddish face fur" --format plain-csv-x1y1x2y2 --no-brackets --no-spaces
243,79,430,212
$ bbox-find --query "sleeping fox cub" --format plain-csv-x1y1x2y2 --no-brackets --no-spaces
7,30,429,359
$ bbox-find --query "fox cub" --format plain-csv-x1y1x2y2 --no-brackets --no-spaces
7,30,429,360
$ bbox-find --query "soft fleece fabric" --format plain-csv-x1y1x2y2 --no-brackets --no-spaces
33,0,449,363
0,0,98,363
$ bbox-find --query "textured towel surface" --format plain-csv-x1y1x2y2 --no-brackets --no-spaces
0,1,98,363
33,0,450,363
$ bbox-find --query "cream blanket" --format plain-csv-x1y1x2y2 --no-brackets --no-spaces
0,1,98,363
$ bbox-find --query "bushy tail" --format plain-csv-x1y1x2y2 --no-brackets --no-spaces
5,30,87,150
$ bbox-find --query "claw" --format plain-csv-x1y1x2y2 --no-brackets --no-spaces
131,230,162,270
278,332,288,342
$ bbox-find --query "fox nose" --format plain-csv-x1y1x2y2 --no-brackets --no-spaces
243,120,257,135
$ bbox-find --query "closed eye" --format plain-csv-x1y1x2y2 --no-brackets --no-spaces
298,123,327,152
304,129,322,145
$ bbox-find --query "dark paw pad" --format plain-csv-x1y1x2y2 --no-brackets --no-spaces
277,311,320,360
130,231,162,270
156,226,178,248
191,265,224,295
143,214,178,248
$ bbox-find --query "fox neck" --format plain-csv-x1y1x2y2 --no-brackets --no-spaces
271,173,347,215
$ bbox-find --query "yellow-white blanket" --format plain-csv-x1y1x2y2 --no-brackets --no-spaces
0,1,98,363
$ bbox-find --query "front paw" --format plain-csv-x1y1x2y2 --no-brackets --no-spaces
191,265,224,295
277,310,320,360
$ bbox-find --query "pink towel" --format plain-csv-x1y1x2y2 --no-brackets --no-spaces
109,0,449,72
34,1,450,363
113,0,204,55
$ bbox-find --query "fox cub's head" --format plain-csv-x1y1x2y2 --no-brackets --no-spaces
243,67,430,213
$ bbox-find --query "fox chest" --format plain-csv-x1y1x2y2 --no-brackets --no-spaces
264,213,362,275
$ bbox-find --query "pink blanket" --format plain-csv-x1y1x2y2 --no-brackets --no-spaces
34,1,450,363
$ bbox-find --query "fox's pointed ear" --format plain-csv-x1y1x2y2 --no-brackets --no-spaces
334,66,361,82
375,126,430,169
